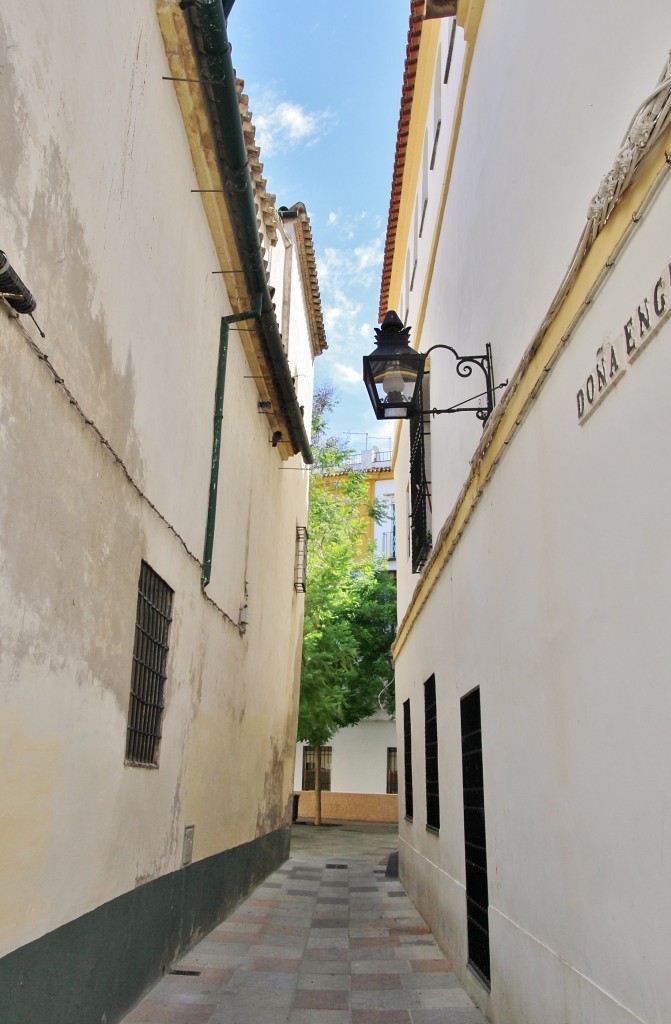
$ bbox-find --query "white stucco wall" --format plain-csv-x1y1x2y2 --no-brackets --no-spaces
391,3,671,1023
294,712,397,794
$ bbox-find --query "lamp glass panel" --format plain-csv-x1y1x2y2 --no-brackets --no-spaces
364,344,424,420
370,358,419,406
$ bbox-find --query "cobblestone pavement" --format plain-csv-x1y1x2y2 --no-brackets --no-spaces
121,822,486,1024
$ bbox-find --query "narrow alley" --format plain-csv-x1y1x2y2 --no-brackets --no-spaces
121,823,486,1024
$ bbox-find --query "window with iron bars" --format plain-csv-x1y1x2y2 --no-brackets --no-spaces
461,687,490,985
409,381,432,573
387,747,398,794
403,699,413,820
295,526,308,592
302,746,332,791
424,674,440,832
125,561,174,767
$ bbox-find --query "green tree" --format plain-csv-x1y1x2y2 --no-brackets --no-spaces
297,385,396,824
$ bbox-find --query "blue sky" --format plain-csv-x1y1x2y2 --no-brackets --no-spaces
228,1,409,453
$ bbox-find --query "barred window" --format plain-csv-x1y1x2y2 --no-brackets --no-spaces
403,699,413,820
425,675,440,832
387,747,398,794
461,687,490,983
410,383,432,573
302,746,332,791
295,526,308,592
125,561,174,767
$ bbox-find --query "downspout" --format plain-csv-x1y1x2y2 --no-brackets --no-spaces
188,0,313,464
203,295,262,588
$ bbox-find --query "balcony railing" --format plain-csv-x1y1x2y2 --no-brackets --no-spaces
342,449,392,469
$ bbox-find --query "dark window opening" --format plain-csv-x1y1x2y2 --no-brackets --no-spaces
424,675,440,831
461,687,490,985
429,120,442,170
410,386,432,573
403,699,413,819
444,18,457,85
419,196,429,238
302,746,332,791
125,561,174,767
387,747,398,794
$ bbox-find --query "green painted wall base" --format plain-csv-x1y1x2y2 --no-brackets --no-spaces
0,826,290,1024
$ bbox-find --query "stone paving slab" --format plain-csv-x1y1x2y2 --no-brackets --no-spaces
121,822,487,1024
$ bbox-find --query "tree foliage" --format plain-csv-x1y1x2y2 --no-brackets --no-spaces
297,385,396,751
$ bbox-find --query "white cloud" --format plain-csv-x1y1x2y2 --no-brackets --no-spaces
331,361,362,386
354,241,382,273
323,291,362,339
317,236,384,314
327,211,338,226
251,95,336,156
369,421,396,445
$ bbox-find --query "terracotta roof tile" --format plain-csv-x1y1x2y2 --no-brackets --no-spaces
378,0,425,322
237,79,278,246
279,203,328,358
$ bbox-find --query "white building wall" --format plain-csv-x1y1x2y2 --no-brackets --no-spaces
391,3,671,1023
295,713,397,794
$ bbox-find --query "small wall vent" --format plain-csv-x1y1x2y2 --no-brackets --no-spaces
182,825,195,866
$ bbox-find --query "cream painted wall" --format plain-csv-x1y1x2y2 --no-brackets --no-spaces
294,713,397,795
0,0,315,961
391,3,671,1023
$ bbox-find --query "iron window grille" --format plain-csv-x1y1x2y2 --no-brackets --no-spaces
409,384,432,573
295,526,308,592
424,675,440,832
403,699,413,820
302,746,332,791
461,687,490,985
125,561,174,767
387,747,398,794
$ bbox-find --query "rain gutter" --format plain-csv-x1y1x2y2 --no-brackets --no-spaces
187,0,313,464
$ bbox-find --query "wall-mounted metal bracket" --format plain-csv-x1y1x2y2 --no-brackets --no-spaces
423,343,506,425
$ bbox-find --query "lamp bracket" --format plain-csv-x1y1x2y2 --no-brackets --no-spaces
423,343,503,424
423,380,508,419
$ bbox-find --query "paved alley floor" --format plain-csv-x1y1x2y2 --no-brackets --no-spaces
122,821,486,1024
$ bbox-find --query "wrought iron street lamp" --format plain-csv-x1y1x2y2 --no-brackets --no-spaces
363,310,504,424
362,312,425,419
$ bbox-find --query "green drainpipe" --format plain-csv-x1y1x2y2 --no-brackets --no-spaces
189,0,313,466
203,297,262,588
